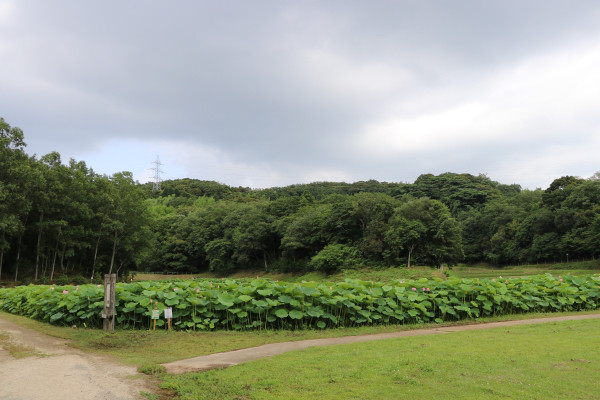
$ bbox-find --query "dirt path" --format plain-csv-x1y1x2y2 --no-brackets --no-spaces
163,313,600,374
0,317,149,400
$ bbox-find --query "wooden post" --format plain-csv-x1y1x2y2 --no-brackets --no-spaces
164,307,172,332
152,302,158,331
102,274,116,333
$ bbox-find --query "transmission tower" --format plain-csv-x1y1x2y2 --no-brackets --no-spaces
150,156,164,191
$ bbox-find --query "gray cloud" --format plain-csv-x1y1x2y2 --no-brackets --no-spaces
1,0,599,188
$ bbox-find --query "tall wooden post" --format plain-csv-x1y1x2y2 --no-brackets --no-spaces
102,274,116,333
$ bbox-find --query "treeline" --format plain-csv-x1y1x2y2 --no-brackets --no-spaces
141,172,600,275
0,118,149,283
2,117,600,282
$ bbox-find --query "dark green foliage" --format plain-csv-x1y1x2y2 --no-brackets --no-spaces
2,116,600,277
385,198,462,267
310,244,362,274
1,274,599,331
138,364,167,375
0,118,151,283
409,173,503,215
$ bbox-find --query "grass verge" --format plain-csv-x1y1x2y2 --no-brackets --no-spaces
161,318,600,400
1,309,599,366
134,266,445,283
134,260,600,284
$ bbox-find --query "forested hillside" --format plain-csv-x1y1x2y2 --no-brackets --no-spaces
2,118,600,282
0,118,149,283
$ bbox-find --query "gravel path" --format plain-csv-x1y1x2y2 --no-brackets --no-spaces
0,317,149,400
162,313,600,374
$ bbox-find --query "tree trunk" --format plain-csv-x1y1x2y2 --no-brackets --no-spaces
116,259,125,278
13,213,28,283
263,250,268,271
14,233,22,283
0,231,4,281
50,240,59,282
59,244,66,272
407,244,415,268
34,212,44,282
49,226,63,281
108,229,117,275
90,234,102,281
42,248,49,278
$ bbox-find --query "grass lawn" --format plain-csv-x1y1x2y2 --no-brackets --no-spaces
1,310,598,366
161,318,600,400
134,266,445,284
133,260,600,284
2,310,465,365
449,260,600,279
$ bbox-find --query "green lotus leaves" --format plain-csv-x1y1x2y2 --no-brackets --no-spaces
1,274,599,331
217,293,236,307
238,295,252,302
278,295,293,304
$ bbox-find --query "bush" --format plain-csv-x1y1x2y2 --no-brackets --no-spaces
138,364,167,375
310,244,362,274
71,275,90,285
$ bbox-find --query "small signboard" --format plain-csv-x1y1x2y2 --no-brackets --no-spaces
151,309,160,320
164,307,173,319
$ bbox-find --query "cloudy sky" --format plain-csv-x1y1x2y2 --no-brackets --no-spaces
1,1,599,189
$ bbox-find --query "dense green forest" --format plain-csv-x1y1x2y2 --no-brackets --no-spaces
1,117,600,282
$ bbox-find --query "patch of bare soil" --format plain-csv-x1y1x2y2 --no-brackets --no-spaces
0,317,149,400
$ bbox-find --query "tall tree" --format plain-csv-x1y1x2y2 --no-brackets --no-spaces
105,172,150,275
385,198,463,267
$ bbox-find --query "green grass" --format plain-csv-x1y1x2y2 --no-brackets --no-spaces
3,309,600,399
449,260,600,279
2,309,598,366
135,266,444,284
0,331,46,359
134,260,600,284
161,318,600,400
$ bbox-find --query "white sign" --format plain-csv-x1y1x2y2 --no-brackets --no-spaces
104,284,111,302
164,307,173,319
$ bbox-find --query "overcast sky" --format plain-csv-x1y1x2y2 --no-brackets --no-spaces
1,1,599,189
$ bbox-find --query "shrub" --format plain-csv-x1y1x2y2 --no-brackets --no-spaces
138,364,167,375
70,275,90,285
310,244,362,274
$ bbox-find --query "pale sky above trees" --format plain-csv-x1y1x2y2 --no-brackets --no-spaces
1,1,599,189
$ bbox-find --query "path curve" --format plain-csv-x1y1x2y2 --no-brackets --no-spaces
163,313,600,374
0,317,149,400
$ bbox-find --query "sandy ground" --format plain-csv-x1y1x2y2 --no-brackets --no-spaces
0,318,149,400
163,312,600,374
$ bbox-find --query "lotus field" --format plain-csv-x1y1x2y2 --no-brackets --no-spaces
1,274,599,331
